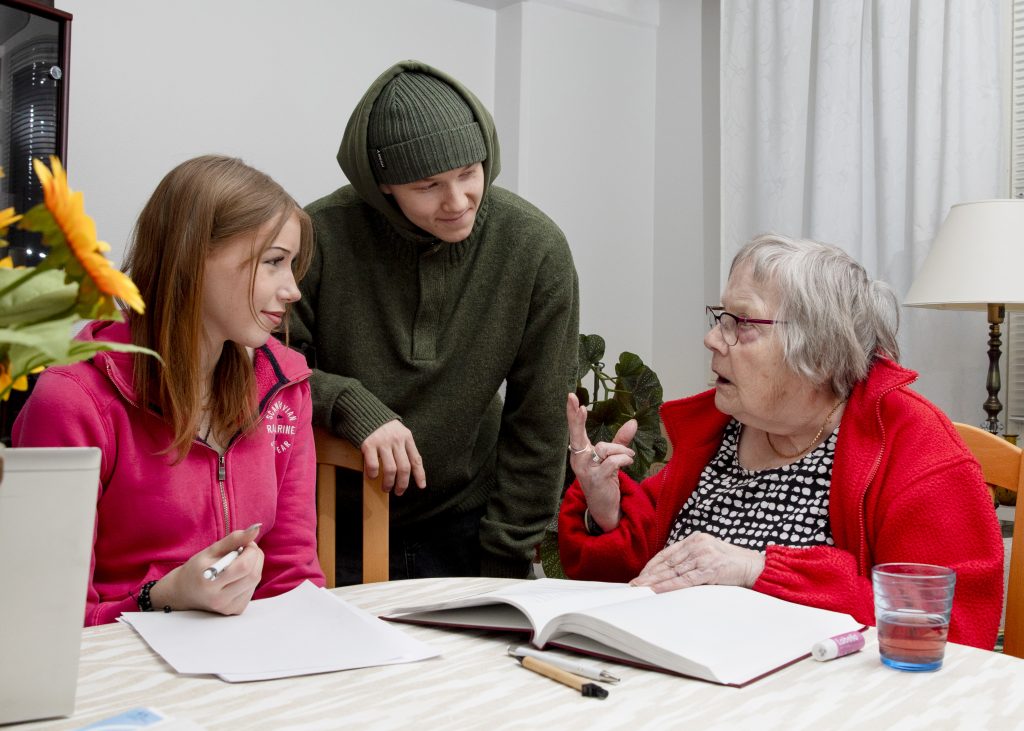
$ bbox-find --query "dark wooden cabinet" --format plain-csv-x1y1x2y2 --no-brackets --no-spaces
0,0,71,443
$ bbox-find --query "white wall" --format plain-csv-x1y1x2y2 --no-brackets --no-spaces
58,0,496,260
653,0,715,399
497,1,659,371
57,0,710,401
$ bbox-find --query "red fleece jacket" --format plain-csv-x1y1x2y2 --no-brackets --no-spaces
560,359,1004,649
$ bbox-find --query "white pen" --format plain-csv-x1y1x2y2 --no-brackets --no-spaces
203,546,242,580
203,523,261,581
507,645,620,684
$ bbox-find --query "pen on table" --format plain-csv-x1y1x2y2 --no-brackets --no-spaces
516,655,609,699
203,523,261,581
508,645,620,684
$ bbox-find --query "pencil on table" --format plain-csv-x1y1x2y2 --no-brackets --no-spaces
518,656,609,699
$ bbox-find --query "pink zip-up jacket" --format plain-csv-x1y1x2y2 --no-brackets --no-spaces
13,320,325,625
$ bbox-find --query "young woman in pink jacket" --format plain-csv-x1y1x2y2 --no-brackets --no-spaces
14,155,325,625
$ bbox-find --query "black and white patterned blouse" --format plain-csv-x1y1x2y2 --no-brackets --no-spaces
665,420,837,552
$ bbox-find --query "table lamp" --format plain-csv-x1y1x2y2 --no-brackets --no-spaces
904,200,1024,434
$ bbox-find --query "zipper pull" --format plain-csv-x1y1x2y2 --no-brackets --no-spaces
218,453,226,482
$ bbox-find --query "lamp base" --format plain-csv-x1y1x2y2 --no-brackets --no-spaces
983,303,1005,435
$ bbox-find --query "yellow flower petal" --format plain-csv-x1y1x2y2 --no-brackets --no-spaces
33,156,145,314
0,207,22,231
0,364,11,401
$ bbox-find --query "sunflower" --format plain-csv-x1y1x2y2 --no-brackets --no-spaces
31,156,144,315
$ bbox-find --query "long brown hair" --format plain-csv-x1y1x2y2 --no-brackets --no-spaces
123,155,313,461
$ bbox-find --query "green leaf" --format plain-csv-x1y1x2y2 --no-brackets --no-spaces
576,333,606,384
0,315,80,358
628,367,664,409
562,336,667,489
590,349,667,481
0,315,161,390
0,268,76,326
584,398,623,447
65,339,160,362
18,205,70,266
614,351,644,378
75,276,122,320
614,352,664,409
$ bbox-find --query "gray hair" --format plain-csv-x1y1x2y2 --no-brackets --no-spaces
730,234,900,399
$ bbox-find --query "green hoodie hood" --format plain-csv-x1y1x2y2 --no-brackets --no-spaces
337,60,502,239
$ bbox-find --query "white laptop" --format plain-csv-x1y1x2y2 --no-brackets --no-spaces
0,447,100,725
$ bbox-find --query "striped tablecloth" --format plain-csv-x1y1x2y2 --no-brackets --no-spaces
13,577,1024,731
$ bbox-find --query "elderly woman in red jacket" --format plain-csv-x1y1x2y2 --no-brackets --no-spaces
559,234,1004,649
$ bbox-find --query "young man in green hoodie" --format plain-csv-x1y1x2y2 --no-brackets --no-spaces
292,60,579,583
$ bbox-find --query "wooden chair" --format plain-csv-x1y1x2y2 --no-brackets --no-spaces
953,422,1024,658
314,427,388,587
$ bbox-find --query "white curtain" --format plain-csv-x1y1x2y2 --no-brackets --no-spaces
721,0,1005,424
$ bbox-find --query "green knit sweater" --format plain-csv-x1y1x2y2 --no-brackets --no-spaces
291,60,579,578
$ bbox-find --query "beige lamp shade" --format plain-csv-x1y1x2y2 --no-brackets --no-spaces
904,200,1024,311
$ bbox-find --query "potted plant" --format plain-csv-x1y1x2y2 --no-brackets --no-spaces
0,157,155,469
538,333,668,578
572,333,668,482
0,157,152,405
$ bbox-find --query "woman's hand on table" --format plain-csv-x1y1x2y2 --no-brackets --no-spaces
148,524,264,615
566,392,637,532
630,532,766,592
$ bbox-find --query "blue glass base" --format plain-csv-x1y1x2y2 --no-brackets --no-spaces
881,656,943,672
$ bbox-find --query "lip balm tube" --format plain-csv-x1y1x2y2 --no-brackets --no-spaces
811,630,865,661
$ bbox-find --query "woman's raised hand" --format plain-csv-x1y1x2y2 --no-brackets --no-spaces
566,392,637,533
147,523,264,615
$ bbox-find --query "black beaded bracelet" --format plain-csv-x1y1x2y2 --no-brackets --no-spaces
136,580,171,613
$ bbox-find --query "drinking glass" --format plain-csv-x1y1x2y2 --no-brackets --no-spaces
872,563,956,672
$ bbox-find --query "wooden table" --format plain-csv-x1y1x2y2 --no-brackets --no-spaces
12,578,1024,730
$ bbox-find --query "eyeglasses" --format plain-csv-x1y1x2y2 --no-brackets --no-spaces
706,305,782,346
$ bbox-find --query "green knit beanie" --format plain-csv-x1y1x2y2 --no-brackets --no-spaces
367,72,487,185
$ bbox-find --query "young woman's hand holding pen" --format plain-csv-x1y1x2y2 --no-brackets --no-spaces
147,523,263,615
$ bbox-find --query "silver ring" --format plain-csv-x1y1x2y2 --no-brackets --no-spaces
591,449,603,464
568,443,590,455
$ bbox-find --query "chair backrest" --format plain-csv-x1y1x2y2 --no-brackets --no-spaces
953,422,1024,658
313,427,388,587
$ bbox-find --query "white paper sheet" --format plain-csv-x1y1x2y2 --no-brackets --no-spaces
120,581,438,682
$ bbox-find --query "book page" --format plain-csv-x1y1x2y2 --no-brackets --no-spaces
386,578,653,643
550,585,862,685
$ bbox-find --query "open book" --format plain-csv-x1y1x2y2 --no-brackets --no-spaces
383,578,863,687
